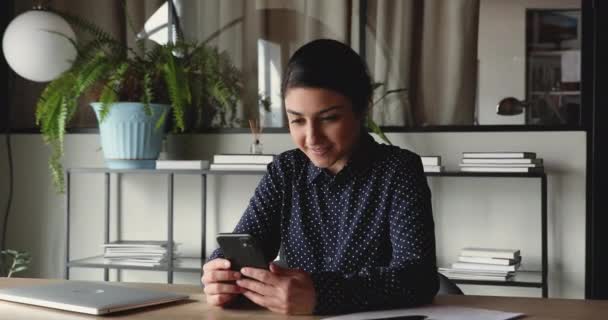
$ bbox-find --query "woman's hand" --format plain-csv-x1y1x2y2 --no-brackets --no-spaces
201,258,243,307
237,263,316,315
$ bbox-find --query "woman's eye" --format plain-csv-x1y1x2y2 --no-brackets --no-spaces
290,118,304,124
321,115,339,122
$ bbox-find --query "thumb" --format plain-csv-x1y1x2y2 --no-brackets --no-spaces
269,262,296,275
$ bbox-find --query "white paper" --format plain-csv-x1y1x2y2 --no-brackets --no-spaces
322,305,524,320
561,50,580,83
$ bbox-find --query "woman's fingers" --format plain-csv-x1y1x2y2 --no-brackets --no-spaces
203,258,231,272
202,270,241,284
207,293,238,306
204,283,243,295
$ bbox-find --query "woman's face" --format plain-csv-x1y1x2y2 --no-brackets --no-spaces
285,87,362,174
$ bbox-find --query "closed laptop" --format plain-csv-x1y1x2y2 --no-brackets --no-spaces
0,281,189,315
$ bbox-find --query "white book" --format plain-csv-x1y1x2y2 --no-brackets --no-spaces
423,165,443,173
103,259,162,267
421,156,441,166
105,257,167,263
155,160,209,170
103,252,165,258
213,154,275,164
438,267,512,276
105,249,169,254
101,241,178,248
462,152,536,159
452,262,519,272
459,163,541,168
462,158,543,164
440,272,514,281
458,255,521,266
460,167,544,173
461,247,520,259
209,163,268,171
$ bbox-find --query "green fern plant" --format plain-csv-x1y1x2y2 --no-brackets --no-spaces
36,11,242,192
0,250,31,277
367,83,408,145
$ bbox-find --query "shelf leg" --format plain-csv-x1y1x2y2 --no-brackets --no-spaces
104,173,110,282
167,173,174,284
65,171,71,280
201,174,207,281
117,173,122,282
542,175,548,298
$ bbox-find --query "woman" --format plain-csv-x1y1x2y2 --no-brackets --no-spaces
202,39,438,315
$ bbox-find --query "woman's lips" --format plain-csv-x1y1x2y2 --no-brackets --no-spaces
309,146,330,156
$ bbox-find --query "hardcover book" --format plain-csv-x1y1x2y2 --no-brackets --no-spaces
461,247,521,259
457,255,521,266
212,154,275,164
155,160,209,170
451,262,520,272
421,156,441,166
460,167,544,173
209,163,268,171
462,152,536,159
461,158,543,164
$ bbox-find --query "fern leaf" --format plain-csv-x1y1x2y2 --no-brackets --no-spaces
161,48,190,131
99,62,129,121
142,71,154,116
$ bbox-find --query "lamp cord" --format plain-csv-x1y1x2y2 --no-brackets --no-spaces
1,72,14,254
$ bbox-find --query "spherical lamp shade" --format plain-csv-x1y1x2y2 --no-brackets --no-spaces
2,10,77,82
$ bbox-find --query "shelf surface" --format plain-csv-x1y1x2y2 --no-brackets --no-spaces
450,270,543,288
68,256,204,272
68,167,546,178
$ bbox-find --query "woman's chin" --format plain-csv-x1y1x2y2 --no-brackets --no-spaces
309,157,334,169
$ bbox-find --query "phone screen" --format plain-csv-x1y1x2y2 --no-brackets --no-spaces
216,233,269,271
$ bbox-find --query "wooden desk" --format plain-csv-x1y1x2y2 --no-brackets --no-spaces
1,278,607,319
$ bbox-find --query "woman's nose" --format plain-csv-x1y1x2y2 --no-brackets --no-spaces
305,122,322,145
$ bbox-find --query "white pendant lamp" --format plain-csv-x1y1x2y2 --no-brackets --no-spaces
2,8,76,82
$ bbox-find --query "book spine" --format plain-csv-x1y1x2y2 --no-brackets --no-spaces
457,256,516,265
213,155,274,164
462,152,535,159
460,249,519,259
421,157,441,166
451,262,518,272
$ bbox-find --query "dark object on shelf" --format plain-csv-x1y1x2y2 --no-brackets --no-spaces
496,97,526,116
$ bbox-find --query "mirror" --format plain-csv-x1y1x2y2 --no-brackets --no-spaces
5,0,583,131
176,0,582,129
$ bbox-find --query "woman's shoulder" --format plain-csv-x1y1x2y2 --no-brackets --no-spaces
267,148,310,176
374,143,423,170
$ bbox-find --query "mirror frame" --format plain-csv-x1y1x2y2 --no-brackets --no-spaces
0,0,590,133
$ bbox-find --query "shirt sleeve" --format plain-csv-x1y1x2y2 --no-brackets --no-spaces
207,159,287,263
310,155,438,314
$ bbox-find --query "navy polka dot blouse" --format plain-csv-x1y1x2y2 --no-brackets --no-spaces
209,132,438,314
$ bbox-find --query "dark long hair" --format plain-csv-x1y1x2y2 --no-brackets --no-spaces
281,39,373,117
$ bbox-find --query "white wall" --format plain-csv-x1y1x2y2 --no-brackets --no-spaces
477,0,579,124
0,130,586,298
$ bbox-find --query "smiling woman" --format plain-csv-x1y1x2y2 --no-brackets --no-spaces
202,39,438,315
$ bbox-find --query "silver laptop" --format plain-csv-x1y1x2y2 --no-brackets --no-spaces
0,281,189,315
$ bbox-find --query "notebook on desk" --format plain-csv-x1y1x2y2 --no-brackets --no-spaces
0,281,188,315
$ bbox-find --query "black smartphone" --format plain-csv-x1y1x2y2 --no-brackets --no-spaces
216,233,269,271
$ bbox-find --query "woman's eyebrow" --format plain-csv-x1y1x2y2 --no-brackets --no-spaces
286,105,343,116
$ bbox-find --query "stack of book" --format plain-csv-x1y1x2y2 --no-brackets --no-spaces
102,241,178,267
209,154,275,171
155,160,210,170
439,247,522,281
459,152,544,173
421,156,444,173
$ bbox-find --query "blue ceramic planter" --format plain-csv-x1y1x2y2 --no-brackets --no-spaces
90,102,169,169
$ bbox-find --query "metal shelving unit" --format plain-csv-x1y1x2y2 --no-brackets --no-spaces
427,171,548,297
64,168,547,297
